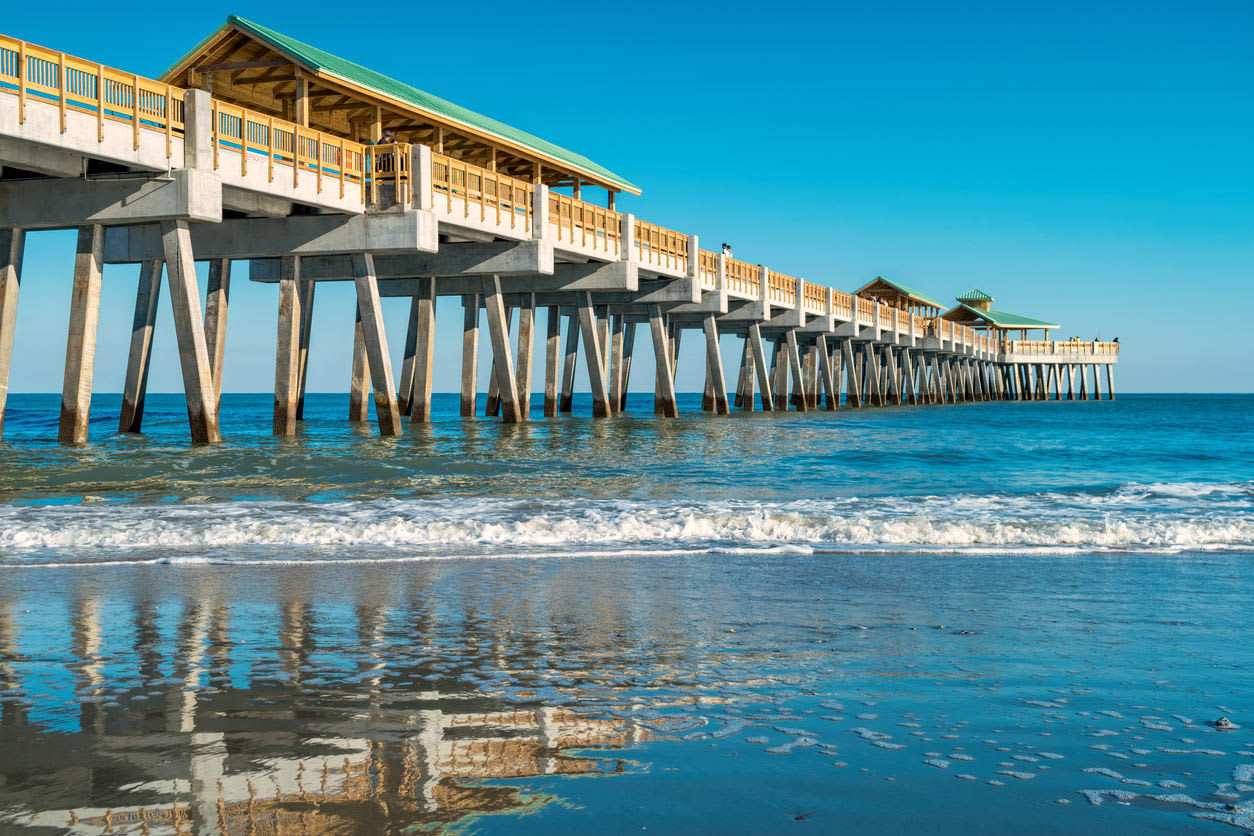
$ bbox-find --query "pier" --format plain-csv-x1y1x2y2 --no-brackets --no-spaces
0,18,1119,443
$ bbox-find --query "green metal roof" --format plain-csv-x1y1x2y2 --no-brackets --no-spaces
859,276,945,309
168,16,640,194
956,288,994,302
957,303,1058,329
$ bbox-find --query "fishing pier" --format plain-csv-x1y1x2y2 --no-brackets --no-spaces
0,18,1119,443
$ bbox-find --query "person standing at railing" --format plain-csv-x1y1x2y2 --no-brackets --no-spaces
722,243,733,259
371,129,396,174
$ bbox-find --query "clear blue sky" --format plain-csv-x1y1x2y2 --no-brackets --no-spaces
5,0,1251,394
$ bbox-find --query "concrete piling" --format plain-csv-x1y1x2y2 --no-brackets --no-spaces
58,225,103,444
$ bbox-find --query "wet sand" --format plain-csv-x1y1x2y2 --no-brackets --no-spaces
1,551,1251,834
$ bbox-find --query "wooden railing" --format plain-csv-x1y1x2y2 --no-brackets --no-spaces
634,219,687,271
697,249,718,290
767,270,797,305
833,290,854,320
432,153,532,231
856,296,875,325
549,193,619,254
1004,340,1119,356
725,259,759,297
877,302,896,329
802,281,826,315
0,33,184,156
210,100,366,197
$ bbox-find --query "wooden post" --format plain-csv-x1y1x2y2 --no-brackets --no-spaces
610,314,626,413
274,256,303,436
733,338,750,410
159,221,221,443
544,305,560,417
119,259,163,434
785,330,807,413
770,338,788,410
460,294,479,417
748,323,773,411
620,321,636,412
204,259,230,411
648,304,678,418
703,314,730,414
515,292,535,418
817,335,837,410
411,278,436,422
482,276,522,423
59,225,104,443
559,313,579,413
578,293,612,417
0,229,23,440
294,279,316,420
485,305,512,417
349,307,369,422
397,296,422,416
350,253,403,436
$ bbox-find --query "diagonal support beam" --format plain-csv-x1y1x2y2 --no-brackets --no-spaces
119,259,162,434
351,253,404,436
483,276,522,422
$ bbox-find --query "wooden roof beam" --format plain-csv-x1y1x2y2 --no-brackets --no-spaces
194,58,289,74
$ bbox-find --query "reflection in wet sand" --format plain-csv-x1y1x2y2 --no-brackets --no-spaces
0,574,645,835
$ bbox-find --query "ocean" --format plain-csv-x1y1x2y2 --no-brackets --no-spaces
0,392,1251,834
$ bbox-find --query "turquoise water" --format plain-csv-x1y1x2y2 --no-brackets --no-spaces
0,393,1251,833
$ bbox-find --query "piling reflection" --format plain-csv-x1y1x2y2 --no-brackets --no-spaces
0,572,649,835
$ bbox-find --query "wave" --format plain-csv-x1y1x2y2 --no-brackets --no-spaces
0,482,1250,566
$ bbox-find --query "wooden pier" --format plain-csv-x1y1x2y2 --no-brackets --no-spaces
0,19,1119,443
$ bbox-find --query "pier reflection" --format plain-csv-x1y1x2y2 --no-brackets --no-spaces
0,572,649,835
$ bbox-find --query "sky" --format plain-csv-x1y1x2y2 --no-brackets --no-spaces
4,0,1252,396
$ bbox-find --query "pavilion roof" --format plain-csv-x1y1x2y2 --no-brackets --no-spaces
853,276,945,309
945,303,1059,329
955,288,994,302
162,16,640,194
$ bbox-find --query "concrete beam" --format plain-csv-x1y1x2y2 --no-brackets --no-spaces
104,209,437,263
221,186,293,219
0,170,221,230
0,137,84,178
249,240,558,284
369,260,636,298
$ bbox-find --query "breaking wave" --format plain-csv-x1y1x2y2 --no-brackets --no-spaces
0,481,1251,567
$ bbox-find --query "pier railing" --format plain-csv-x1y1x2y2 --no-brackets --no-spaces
432,152,532,231
725,259,759,297
833,290,854,320
767,270,797,305
1,34,184,155
697,249,718,290
856,296,874,325
211,100,368,196
1004,340,1120,357
634,219,687,273
802,281,826,315
549,193,619,254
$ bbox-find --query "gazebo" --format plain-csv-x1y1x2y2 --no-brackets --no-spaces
941,289,1059,343
853,276,946,319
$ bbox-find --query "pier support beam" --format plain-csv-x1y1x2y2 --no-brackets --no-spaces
703,314,730,414
411,278,437,422
515,293,535,418
483,276,522,422
818,336,837,410
397,297,422,417
1105,364,1115,400
204,259,230,411
59,225,104,443
620,321,636,412
0,229,22,440
733,339,751,410
119,259,162,434
349,308,369,421
274,257,303,436
749,324,773,411
649,304,678,418
544,306,560,417
578,293,612,417
351,253,404,436
842,340,860,408
611,314,627,414
785,330,807,413
460,294,479,417
294,280,315,420
160,221,221,443
485,306,512,418
559,313,578,413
